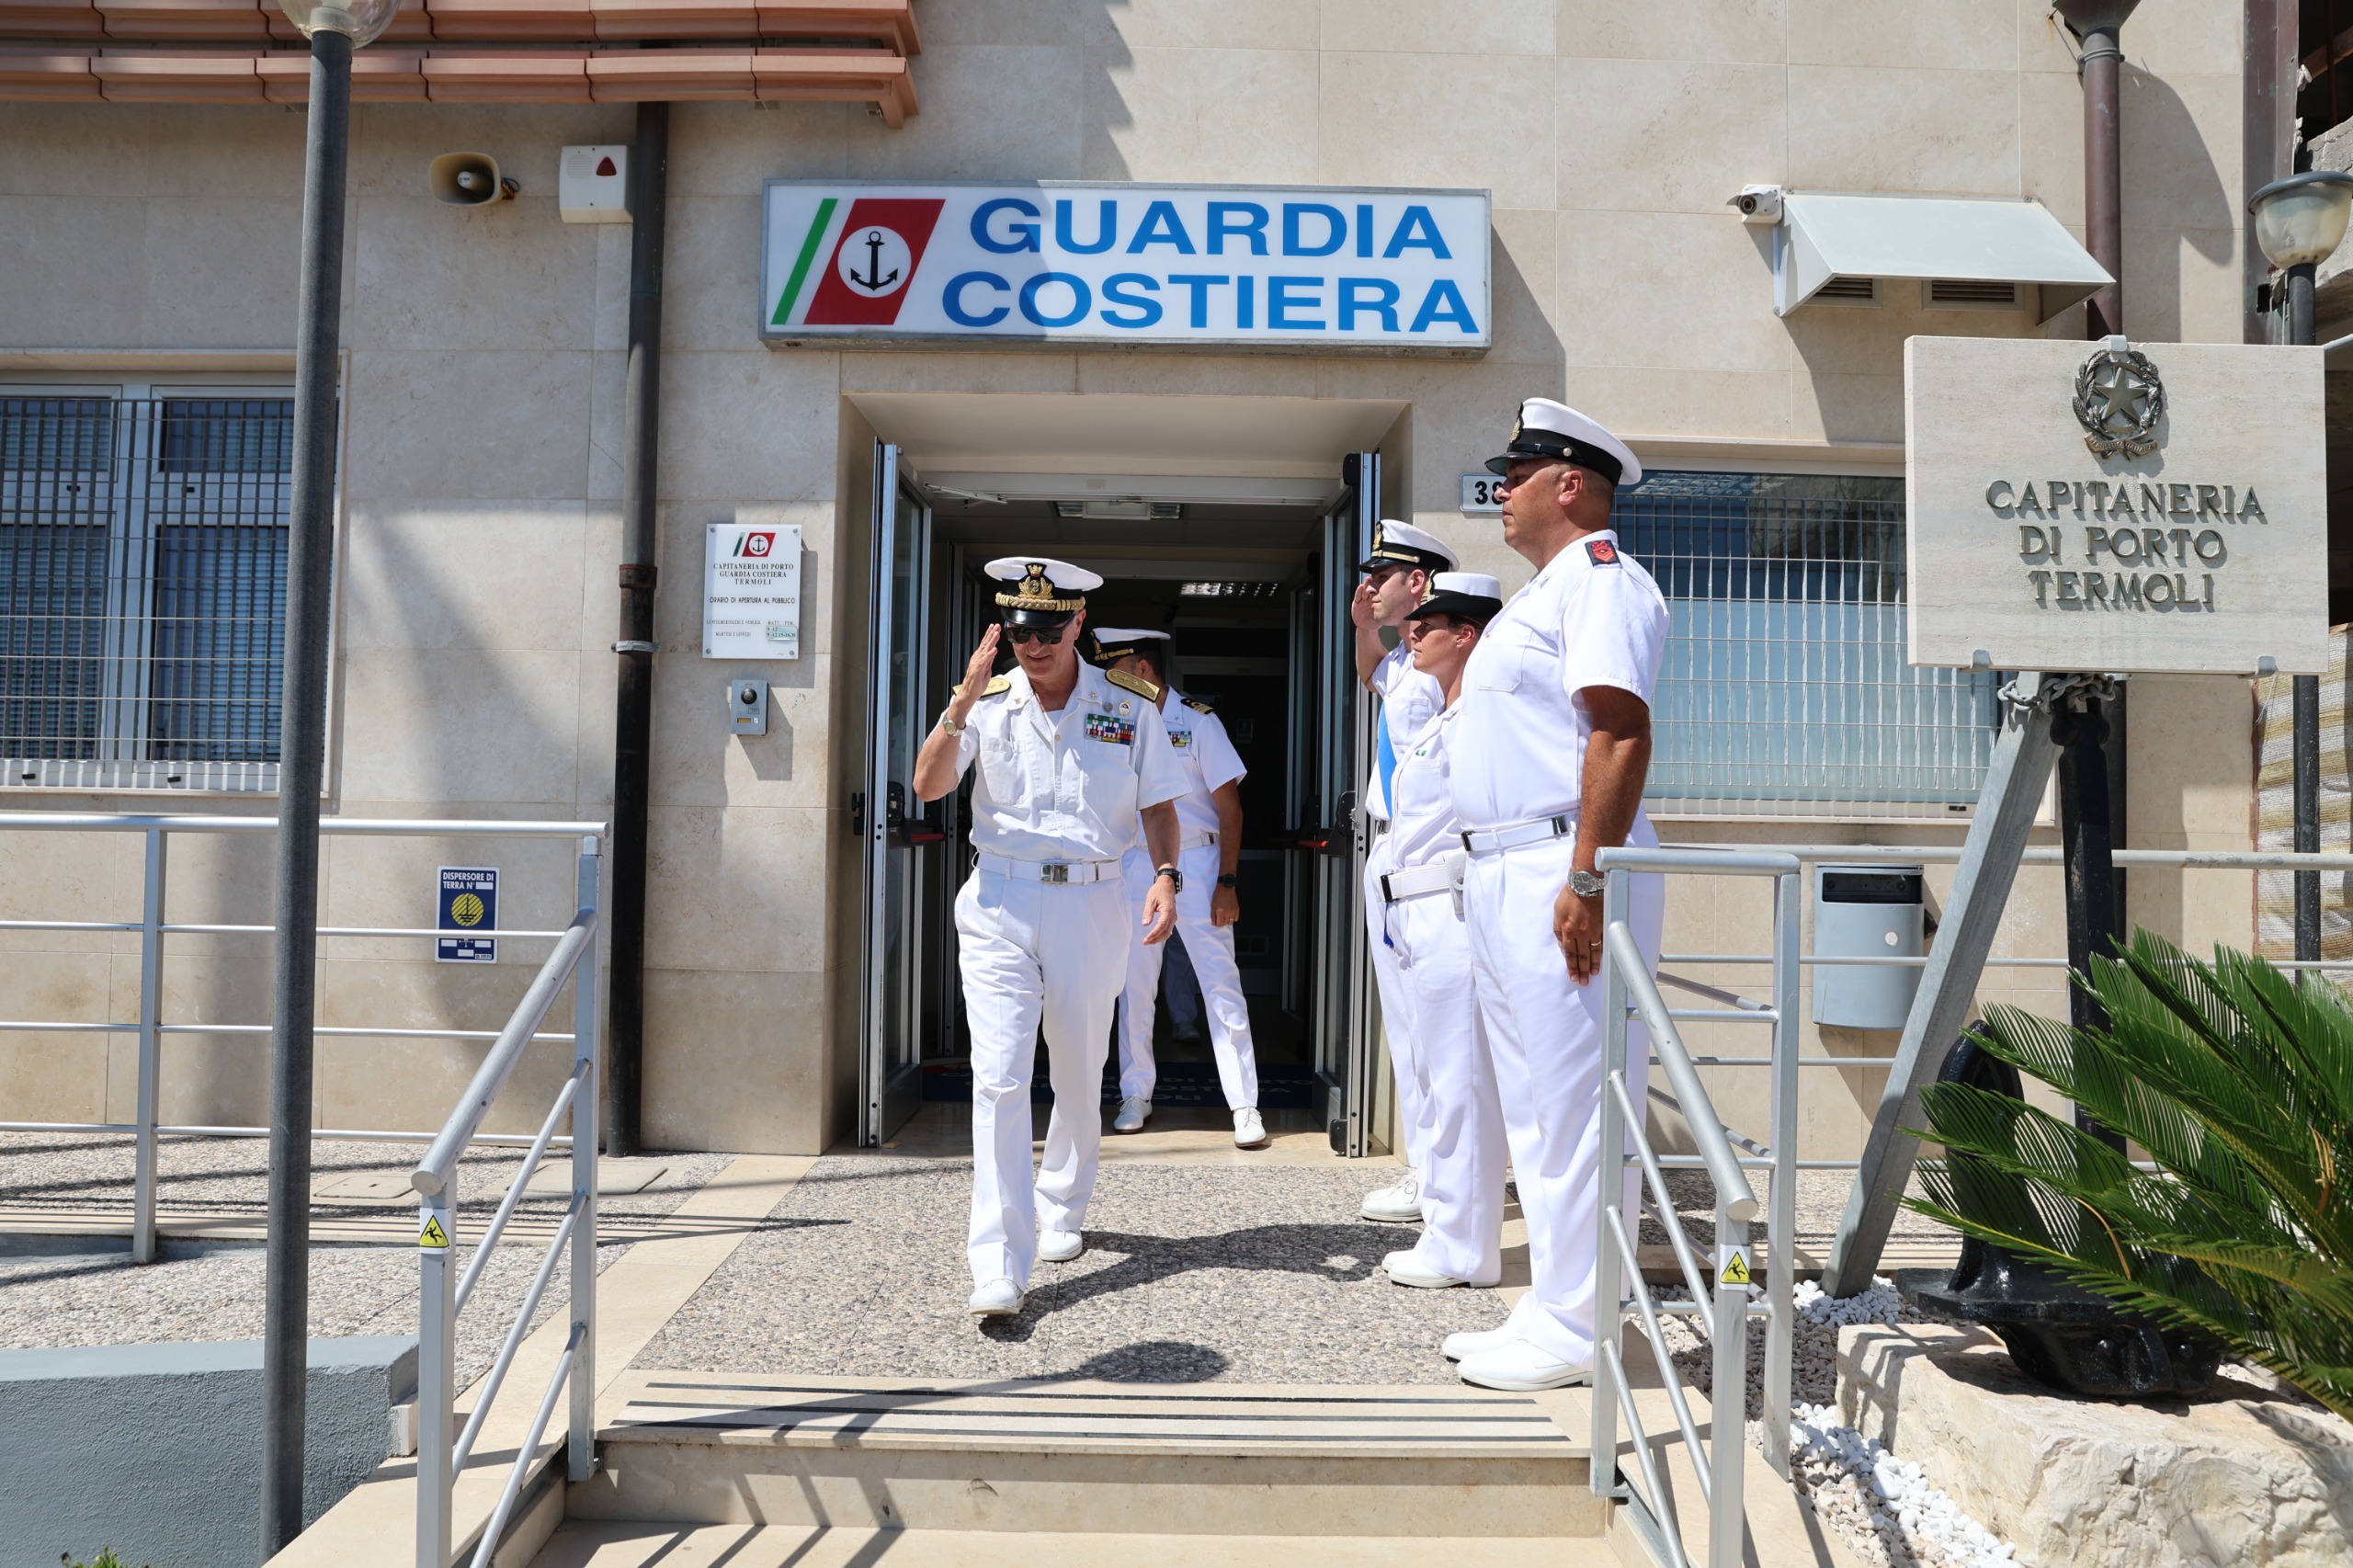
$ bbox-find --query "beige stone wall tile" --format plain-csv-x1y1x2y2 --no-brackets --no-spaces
1320,0,1551,55
1554,363,1795,442
840,352,1082,393
1786,65,2020,196
2112,0,2243,80
1559,58,1786,216
1557,210,1790,372
337,648,584,803
1083,48,1321,185
1072,355,1331,398
141,198,305,348
343,349,594,501
2019,69,2089,225
660,350,840,503
642,805,835,973
1553,0,1787,64
0,1034,111,1124
1791,365,1904,445
669,99,852,199
1092,0,1319,52
592,225,631,357
0,103,153,199
352,196,601,357
1788,0,2018,70
642,966,834,1153
647,653,835,812
2120,68,2243,240
340,502,588,653
1483,205,1563,369
918,0,1097,47
2117,223,2243,344
586,348,627,502
0,196,147,349
1317,51,1555,210
846,45,1086,183
656,194,768,355
2015,0,2080,74
141,104,311,201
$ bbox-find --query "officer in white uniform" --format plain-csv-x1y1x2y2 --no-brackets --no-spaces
1375,573,1509,1292
1351,520,1460,1224
1092,629,1267,1150
1443,401,1669,1392
911,560,1188,1319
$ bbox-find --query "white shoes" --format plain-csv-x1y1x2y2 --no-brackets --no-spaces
1233,1107,1268,1148
1361,1168,1423,1222
1037,1227,1085,1263
1112,1096,1152,1133
1381,1248,1495,1290
968,1278,1024,1317
1441,1324,1522,1362
1456,1335,1594,1391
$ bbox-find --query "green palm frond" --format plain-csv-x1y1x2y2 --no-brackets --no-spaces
1904,929,2353,1422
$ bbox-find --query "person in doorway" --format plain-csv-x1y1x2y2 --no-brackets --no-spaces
1442,400,1668,1392
1351,519,1460,1223
1091,628,1267,1150
911,559,1188,1319
1376,573,1509,1291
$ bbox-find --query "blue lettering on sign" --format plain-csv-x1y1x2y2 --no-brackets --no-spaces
1126,199,1197,255
1410,278,1479,333
1282,203,1347,256
1208,201,1268,256
1166,274,1229,327
1100,272,1163,327
1384,205,1450,259
1355,204,1375,257
1236,275,1255,329
972,198,1041,254
944,271,1012,325
1020,271,1093,327
1055,199,1115,255
1338,278,1400,332
1267,276,1325,330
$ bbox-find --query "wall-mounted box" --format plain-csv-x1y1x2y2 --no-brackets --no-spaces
560,145,630,223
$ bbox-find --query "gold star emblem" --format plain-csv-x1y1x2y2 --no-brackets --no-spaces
2086,361,2151,434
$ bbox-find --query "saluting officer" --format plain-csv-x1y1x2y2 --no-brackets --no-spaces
1091,629,1268,1151
911,560,1188,1319
1375,573,1509,1293
1351,519,1461,1225
1443,401,1668,1392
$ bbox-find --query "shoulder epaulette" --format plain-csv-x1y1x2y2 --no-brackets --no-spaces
1183,697,1215,715
952,676,1012,699
1105,668,1161,699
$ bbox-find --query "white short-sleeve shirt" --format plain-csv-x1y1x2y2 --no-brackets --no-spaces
1155,686,1247,840
1384,705,1461,869
1365,640,1445,824
943,663,1188,863
1448,529,1669,831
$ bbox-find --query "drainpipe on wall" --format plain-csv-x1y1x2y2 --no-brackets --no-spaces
607,101,668,1158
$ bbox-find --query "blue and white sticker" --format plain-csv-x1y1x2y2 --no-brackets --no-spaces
437,866,498,963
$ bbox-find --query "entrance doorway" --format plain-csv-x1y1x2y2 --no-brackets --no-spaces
855,433,1389,1156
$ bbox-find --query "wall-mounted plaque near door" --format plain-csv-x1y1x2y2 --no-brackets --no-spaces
705,521,803,659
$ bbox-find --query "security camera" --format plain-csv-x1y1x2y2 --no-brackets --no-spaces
429,152,518,207
1728,184,1783,223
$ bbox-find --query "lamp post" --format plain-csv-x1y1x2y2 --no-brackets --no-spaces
261,0,397,1555
2249,168,2353,967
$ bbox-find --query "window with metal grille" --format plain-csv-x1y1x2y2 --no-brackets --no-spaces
1,396,296,790
1614,471,1998,817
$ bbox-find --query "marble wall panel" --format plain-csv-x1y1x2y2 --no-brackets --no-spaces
0,196,147,348
1556,209,1791,373
1786,65,2022,197
352,195,603,357
1553,0,1788,65
1788,0,2018,70
339,502,589,653
656,194,768,356
141,197,305,348
659,350,840,503
0,1036,110,1124
0,103,154,199
642,966,833,1153
335,647,584,803
641,805,835,974
342,349,595,502
1088,0,1319,51
1081,47,1320,186
845,45,1087,184
1315,51,1556,211
669,100,853,199
1557,58,1787,217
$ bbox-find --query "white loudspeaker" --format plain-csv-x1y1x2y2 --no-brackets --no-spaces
428,152,513,207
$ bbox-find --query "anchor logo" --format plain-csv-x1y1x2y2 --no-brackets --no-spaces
838,224,911,298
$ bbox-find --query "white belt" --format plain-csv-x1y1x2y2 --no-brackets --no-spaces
1461,813,1574,857
1379,855,1460,904
1181,831,1218,851
977,852,1120,885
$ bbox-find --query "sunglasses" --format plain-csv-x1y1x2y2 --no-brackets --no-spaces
1005,625,1064,646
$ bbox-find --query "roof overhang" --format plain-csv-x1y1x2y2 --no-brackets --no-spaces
1775,191,2111,324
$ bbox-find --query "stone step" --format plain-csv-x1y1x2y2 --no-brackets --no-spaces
568,1371,1604,1539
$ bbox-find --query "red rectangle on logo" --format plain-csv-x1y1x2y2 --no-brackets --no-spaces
803,198,947,326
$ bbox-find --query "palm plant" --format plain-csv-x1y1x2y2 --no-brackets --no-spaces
1906,928,2353,1421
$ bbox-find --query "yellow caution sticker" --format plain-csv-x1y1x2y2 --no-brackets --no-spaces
418,1215,450,1250
1718,1246,1752,1288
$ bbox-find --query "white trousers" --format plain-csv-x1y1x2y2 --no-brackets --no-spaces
1115,841,1260,1108
1461,818,1663,1366
956,868,1131,1288
1362,833,1428,1173
1390,885,1507,1284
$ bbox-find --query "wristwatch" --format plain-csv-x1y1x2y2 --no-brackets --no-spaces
1566,868,1606,898
1155,864,1184,893
938,714,965,734
1216,873,1238,889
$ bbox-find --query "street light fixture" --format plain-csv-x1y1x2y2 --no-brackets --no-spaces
2248,167,2353,970
260,0,387,1554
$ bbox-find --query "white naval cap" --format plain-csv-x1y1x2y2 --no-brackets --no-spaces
983,556,1104,627
1486,397,1643,488
1088,626,1171,664
1405,571,1506,626
1358,518,1460,575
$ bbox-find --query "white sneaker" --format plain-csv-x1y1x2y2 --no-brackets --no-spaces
1382,1248,1495,1290
1112,1096,1151,1133
968,1278,1024,1316
1457,1337,1594,1391
1233,1107,1269,1148
1442,1324,1522,1362
1037,1227,1085,1263
1361,1169,1423,1222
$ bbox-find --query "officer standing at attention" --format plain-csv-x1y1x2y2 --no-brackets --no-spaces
911,560,1188,1319
1375,573,1509,1292
1351,520,1460,1224
1090,629,1268,1151
1443,401,1668,1392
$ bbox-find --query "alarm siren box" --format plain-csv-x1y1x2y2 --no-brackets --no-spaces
559,145,631,224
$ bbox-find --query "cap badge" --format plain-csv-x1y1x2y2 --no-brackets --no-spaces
1586,538,1619,566
1020,562,1052,598
1509,408,1525,444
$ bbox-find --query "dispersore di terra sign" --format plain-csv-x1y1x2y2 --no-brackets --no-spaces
760,182,1492,352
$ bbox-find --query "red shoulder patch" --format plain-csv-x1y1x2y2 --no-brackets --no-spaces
1585,538,1620,565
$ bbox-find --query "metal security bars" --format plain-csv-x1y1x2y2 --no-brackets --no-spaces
1615,472,1998,817
1,396,296,790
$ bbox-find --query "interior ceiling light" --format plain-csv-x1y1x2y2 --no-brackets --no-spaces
1053,500,1182,521
1179,581,1280,598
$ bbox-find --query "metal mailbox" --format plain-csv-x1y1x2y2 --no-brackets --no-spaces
1812,863,1925,1030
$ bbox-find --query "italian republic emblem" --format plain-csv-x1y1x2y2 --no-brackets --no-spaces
2073,343,2165,459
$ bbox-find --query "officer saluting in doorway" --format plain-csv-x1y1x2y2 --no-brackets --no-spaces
1090,628,1267,1151
911,560,1189,1319
1444,401,1668,1392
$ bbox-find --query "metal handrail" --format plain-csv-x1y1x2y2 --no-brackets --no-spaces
0,812,605,837
1609,922,1758,1223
